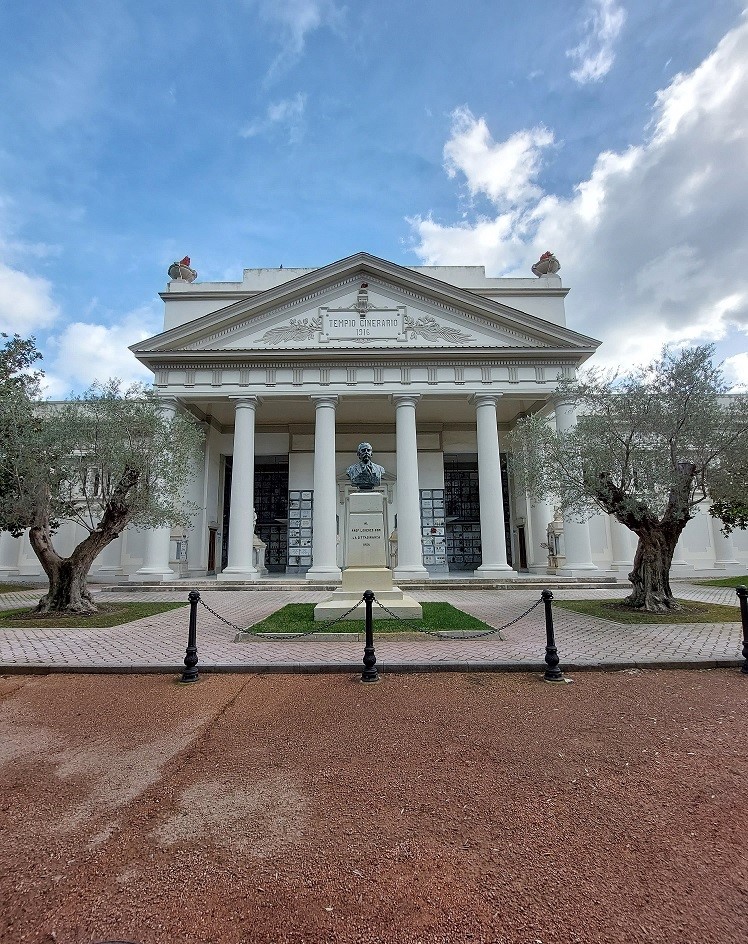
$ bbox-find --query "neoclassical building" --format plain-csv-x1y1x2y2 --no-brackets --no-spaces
1,251,746,581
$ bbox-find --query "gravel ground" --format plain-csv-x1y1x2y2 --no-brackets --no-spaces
0,669,745,944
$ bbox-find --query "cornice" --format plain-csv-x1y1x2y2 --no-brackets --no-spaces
147,355,584,371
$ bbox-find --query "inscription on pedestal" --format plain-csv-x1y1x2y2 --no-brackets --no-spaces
345,491,388,568
347,516,386,567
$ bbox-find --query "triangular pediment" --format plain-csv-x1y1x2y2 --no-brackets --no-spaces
131,252,599,360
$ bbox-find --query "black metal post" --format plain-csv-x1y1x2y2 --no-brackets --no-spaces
541,589,566,683
361,589,379,683
736,585,748,675
181,589,200,683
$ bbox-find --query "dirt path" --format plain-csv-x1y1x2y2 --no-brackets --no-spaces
0,669,745,944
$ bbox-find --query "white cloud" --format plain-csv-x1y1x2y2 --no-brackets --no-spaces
43,306,159,398
410,15,748,372
249,0,346,82
723,352,748,390
240,93,308,144
567,0,626,84
0,262,60,335
444,107,554,208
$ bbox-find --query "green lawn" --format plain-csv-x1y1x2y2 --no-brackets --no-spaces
695,575,748,588
241,602,493,636
0,601,187,629
553,598,740,624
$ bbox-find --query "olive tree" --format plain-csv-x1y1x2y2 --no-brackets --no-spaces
0,349,203,614
0,334,43,503
509,345,748,612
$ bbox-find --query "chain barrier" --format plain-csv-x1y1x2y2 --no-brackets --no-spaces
199,594,365,639
372,593,544,640
198,591,545,641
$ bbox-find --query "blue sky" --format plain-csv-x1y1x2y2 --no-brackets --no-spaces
1,0,746,395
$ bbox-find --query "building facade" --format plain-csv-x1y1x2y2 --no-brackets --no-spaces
1,251,746,580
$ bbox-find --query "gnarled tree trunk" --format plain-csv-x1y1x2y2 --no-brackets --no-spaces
33,557,98,614
29,522,116,615
593,465,695,613
27,471,137,615
625,526,681,612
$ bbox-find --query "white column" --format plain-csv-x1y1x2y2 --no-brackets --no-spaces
553,399,598,574
218,397,260,580
392,395,428,580
472,394,514,576
0,531,21,578
710,515,741,571
130,399,177,582
609,515,636,572
670,533,692,572
130,527,174,582
528,499,555,572
91,534,124,579
307,395,342,580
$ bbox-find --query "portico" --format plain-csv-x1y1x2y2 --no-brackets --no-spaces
127,252,602,582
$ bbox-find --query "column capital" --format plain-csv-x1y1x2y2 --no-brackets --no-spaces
310,394,339,408
552,394,578,410
155,395,180,413
470,393,503,407
229,395,262,409
391,393,421,407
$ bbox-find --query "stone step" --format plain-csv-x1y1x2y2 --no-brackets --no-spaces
99,576,624,593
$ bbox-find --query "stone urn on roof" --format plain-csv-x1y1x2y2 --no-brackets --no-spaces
168,256,198,282
531,251,560,277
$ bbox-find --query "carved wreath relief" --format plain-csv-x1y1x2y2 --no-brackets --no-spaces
260,316,322,345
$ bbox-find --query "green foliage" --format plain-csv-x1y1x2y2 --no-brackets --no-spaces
0,375,204,537
708,499,748,535
509,345,748,529
0,334,44,524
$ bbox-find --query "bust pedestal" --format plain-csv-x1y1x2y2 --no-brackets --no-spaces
314,491,422,621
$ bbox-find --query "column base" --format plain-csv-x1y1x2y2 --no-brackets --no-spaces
130,567,176,583
93,566,125,578
217,566,259,582
393,565,429,581
306,566,342,582
610,561,633,571
557,562,598,577
474,564,517,578
713,559,742,571
19,564,44,577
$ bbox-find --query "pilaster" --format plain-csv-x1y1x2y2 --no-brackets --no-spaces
130,398,178,582
553,398,597,575
0,531,21,579
710,514,742,572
